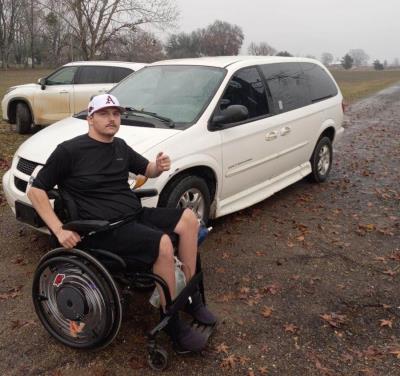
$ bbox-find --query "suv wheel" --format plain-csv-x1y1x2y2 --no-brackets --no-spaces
309,136,333,182
15,103,32,134
158,175,211,223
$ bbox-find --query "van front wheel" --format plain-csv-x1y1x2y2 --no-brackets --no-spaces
309,136,332,183
158,175,211,224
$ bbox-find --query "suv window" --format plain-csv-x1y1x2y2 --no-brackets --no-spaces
46,66,78,85
260,63,310,113
112,67,134,82
300,62,338,102
219,67,269,120
76,66,114,84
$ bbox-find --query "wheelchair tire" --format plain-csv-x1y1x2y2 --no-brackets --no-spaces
32,248,122,350
148,347,168,371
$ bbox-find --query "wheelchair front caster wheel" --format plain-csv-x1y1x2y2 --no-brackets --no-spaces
148,347,168,371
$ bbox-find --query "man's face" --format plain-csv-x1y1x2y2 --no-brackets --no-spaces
88,107,121,139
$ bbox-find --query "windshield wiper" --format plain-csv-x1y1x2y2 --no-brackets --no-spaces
124,107,175,128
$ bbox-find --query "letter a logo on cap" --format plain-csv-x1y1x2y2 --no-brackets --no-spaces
105,95,115,105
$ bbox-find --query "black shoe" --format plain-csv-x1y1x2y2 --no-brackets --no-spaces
185,291,217,326
163,312,207,353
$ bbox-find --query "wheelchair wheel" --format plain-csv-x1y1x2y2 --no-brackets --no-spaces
148,347,168,371
32,248,122,349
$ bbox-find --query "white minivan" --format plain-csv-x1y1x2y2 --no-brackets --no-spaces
3,56,344,231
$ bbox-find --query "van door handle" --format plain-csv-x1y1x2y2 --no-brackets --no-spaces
265,131,278,141
280,126,291,136
59,90,69,94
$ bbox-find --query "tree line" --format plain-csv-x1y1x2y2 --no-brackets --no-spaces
0,0,398,70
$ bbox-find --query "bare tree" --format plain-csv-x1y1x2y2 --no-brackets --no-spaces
0,0,24,68
105,29,165,62
348,49,369,67
276,51,292,57
247,41,276,56
165,31,201,58
200,20,244,56
321,52,333,66
39,0,178,60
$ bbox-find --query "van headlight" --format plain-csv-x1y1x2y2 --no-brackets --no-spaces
130,175,148,189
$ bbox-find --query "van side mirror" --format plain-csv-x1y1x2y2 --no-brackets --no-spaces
211,105,249,128
38,78,46,90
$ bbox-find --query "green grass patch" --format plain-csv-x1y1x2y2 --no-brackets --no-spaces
330,69,400,103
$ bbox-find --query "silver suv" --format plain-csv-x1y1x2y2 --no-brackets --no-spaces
1,61,145,134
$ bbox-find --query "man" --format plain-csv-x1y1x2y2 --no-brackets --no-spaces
27,94,216,352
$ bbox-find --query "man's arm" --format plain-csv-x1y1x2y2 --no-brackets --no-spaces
27,187,81,248
145,152,171,178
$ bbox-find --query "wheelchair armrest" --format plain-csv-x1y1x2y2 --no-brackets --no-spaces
62,220,110,234
134,188,158,199
47,189,60,200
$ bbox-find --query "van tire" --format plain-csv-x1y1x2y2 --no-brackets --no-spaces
309,136,332,183
158,175,211,224
16,103,32,134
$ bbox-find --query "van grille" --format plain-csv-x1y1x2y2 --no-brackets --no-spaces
14,177,28,193
17,158,39,175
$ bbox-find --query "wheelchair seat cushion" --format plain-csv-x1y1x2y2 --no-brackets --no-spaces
79,207,184,267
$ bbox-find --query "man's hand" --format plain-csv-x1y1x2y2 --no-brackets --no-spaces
156,152,171,173
55,228,81,249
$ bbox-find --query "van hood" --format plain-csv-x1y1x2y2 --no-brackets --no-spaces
17,116,181,164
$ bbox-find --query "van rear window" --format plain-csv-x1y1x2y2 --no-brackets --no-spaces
300,63,338,102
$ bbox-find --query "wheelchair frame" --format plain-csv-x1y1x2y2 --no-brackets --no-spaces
31,188,213,371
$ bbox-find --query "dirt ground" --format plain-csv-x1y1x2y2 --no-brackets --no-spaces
0,85,399,376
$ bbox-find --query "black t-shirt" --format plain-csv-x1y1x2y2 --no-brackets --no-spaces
32,134,149,220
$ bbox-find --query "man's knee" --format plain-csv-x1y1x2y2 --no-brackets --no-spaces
157,234,174,262
181,209,199,231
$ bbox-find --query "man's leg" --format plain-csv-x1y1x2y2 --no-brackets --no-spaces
173,208,199,281
174,209,217,326
152,234,176,308
153,233,207,352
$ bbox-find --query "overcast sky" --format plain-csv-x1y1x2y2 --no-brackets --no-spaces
170,0,398,64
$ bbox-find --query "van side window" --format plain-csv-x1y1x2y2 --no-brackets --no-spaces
300,62,338,102
76,66,114,84
112,67,134,82
260,63,310,113
220,67,269,120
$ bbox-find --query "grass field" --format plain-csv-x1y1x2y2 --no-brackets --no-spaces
330,69,400,103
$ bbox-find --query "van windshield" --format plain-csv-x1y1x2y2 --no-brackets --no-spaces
111,65,226,129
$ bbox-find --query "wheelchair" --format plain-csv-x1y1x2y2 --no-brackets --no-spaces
31,188,214,371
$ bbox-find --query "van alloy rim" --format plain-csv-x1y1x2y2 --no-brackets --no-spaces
177,188,205,220
317,145,330,176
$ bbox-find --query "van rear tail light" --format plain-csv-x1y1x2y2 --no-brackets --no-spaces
342,100,347,113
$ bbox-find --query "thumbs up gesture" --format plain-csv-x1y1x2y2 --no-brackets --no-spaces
156,152,171,173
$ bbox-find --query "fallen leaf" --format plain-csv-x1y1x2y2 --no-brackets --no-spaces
388,347,400,358
0,286,23,301
379,318,393,328
10,320,35,330
263,283,281,295
215,342,229,354
258,366,268,374
261,306,273,318
238,355,250,365
220,354,237,369
283,323,298,333
320,312,347,328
